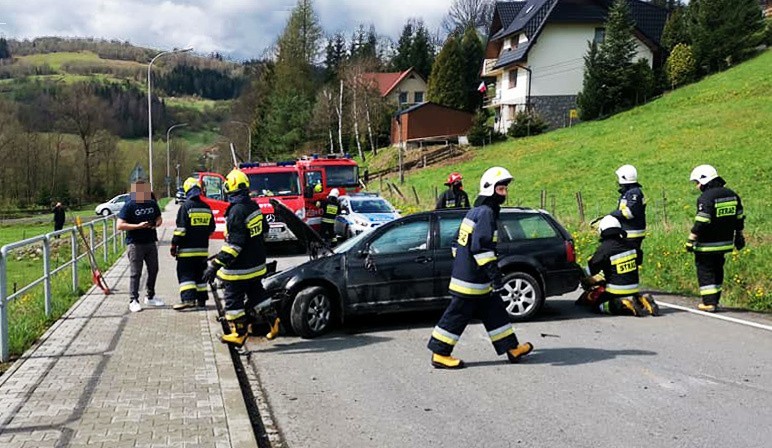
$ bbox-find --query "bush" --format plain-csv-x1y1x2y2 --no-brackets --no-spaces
467,109,493,146
765,18,772,46
666,43,697,88
507,111,548,138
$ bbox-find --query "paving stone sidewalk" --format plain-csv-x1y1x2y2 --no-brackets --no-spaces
0,205,257,448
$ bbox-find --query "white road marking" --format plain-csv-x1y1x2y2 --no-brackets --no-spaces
659,301,772,332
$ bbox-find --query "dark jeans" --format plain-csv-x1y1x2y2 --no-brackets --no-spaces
127,243,159,301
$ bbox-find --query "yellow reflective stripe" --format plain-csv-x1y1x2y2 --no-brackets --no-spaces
449,278,492,296
474,251,497,266
699,284,721,295
695,215,711,223
213,258,226,267
173,227,187,236
431,327,460,346
694,243,734,252
178,251,209,258
606,284,639,295
619,200,633,219
217,265,267,281
610,250,637,264
225,310,245,320
625,229,646,238
492,231,498,243
222,245,241,257
322,218,336,224
196,283,208,292
179,282,197,292
488,325,514,342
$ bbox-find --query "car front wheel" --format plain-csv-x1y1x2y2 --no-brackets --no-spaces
100,209,111,216
499,272,544,322
290,286,336,338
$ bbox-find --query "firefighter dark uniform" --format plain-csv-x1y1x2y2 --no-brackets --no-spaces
581,216,658,316
317,189,340,244
428,167,532,369
610,165,646,259
687,165,745,312
172,178,215,310
203,169,268,346
436,173,470,209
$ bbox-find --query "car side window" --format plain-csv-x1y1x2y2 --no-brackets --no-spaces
499,214,558,241
438,215,464,249
369,219,430,255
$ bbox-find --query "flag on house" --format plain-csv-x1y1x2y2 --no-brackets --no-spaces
477,81,487,93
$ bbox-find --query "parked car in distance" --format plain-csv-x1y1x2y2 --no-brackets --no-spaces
174,188,185,204
264,207,582,338
95,194,130,216
334,193,401,240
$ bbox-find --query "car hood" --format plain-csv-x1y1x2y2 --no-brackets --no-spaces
263,252,344,291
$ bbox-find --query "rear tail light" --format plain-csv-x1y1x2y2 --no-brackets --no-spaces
565,241,576,263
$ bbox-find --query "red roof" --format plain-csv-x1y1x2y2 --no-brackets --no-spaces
361,68,420,97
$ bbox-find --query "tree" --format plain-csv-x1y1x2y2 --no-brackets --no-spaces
427,36,466,110
661,7,691,51
0,38,11,60
467,109,492,146
390,21,414,72
665,43,697,87
442,0,495,36
577,42,605,120
409,21,435,79
324,33,347,81
273,0,323,98
460,26,485,111
649,0,682,11
689,0,765,73
260,93,312,159
599,0,638,112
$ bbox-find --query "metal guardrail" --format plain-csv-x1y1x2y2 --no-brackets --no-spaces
0,215,124,362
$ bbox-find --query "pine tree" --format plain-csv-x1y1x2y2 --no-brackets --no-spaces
391,21,414,72
273,0,322,97
324,33,347,81
410,21,435,79
460,26,484,111
577,42,605,120
427,36,466,110
0,38,11,60
662,7,690,51
689,0,765,73
599,0,637,113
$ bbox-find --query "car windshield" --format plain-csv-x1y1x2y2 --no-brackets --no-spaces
248,172,300,196
334,231,368,254
350,198,392,213
325,166,359,187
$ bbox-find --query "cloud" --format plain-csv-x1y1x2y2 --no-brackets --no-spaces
0,0,453,60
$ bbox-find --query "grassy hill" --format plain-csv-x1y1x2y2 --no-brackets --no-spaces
374,50,772,310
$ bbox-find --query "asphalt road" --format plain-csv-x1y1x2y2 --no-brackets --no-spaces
246,245,772,448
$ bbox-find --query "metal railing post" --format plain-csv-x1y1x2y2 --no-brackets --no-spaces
71,230,78,292
43,236,52,317
112,218,118,254
0,249,8,362
89,222,95,257
102,219,108,263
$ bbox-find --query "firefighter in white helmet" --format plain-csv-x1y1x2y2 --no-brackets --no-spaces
427,167,533,369
686,165,745,312
316,188,341,246
609,164,647,261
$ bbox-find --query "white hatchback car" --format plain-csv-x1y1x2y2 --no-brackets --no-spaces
95,194,130,216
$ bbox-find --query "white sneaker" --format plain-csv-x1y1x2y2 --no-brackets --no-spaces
144,297,165,306
129,300,142,313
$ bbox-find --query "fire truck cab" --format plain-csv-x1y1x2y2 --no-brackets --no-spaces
195,154,360,240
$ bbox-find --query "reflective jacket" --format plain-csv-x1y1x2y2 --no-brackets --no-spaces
691,182,744,253
588,231,641,297
318,197,340,225
610,184,646,239
213,191,267,281
436,188,470,210
172,194,215,258
449,203,500,298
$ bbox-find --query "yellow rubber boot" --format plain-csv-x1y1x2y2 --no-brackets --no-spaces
698,303,717,313
431,353,465,369
507,342,534,363
220,320,248,347
266,318,281,340
638,294,660,316
621,298,644,317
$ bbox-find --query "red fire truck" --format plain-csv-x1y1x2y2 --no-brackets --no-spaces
195,154,360,240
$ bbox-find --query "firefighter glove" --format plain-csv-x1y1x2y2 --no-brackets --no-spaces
734,232,746,250
170,245,178,257
684,240,695,253
202,263,220,284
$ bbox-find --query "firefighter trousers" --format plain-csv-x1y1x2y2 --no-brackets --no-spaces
428,294,519,356
223,277,266,324
176,257,208,304
625,237,644,265
320,222,336,243
695,252,725,306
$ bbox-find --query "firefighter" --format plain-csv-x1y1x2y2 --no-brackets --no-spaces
202,168,268,346
317,188,341,245
427,167,533,369
609,165,646,259
171,177,215,311
686,165,745,312
436,172,471,210
577,215,659,316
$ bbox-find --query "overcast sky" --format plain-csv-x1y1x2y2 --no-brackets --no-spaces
0,0,454,60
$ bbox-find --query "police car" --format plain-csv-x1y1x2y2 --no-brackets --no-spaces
333,193,401,240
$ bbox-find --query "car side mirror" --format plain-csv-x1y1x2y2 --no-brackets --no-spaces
304,186,314,198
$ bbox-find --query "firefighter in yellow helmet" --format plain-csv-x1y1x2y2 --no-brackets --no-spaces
202,168,268,346
172,177,215,311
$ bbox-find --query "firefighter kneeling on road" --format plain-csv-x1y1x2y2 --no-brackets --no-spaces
172,177,215,311
577,215,659,316
428,167,533,369
202,168,270,347
316,188,341,246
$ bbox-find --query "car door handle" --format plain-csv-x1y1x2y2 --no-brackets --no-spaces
414,256,432,264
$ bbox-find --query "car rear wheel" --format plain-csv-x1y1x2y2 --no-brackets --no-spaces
100,209,111,216
290,286,336,338
499,272,543,322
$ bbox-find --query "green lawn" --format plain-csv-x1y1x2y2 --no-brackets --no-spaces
375,50,772,310
166,96,231,112
15,51,145,71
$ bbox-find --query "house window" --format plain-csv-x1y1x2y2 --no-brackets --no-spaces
594,27,606,44
399,92,408,105
414,91,424,103
508,69,518,89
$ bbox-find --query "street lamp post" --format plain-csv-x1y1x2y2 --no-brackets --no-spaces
230,121,252,162
166,123,188,197
147,47,192,193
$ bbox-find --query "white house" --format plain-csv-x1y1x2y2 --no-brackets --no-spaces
482,0,668,131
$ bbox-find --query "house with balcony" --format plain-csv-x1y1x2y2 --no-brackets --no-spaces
361,68,428,107
482,0,667,132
